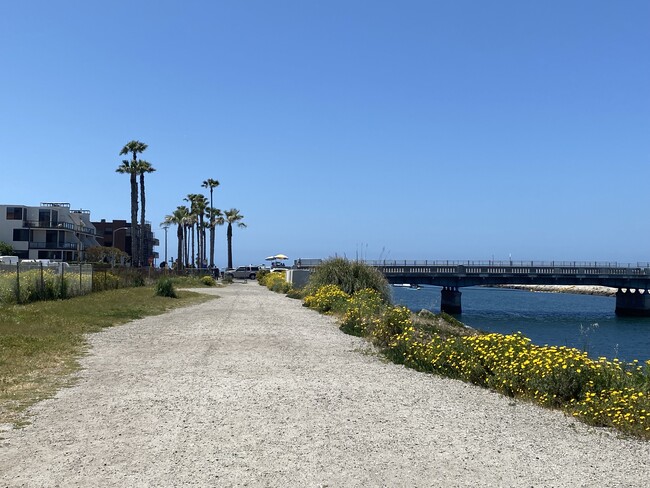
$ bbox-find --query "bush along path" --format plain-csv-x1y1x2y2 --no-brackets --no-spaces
301,283,650,440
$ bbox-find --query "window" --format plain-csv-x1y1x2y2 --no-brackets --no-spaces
6,207,23,220
13,229,29,241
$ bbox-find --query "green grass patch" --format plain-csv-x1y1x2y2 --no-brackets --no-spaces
0,286,213,426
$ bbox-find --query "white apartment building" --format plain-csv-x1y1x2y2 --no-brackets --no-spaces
0,202,100,261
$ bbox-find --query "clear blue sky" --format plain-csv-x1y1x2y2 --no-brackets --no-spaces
2,1,649,267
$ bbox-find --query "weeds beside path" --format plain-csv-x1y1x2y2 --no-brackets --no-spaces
1,284,650,487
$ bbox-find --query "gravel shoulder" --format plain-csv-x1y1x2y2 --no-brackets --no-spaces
1,283,649,487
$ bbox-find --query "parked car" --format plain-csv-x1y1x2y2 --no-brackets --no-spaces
225,266,261,280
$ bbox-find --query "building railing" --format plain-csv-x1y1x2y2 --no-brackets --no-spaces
29,242,78,250
22,220,97,235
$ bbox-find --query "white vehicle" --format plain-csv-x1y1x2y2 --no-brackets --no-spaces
0,256,18,265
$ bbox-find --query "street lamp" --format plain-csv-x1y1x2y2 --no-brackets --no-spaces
160,223,169,266
111,227,130,266
112,226,129,246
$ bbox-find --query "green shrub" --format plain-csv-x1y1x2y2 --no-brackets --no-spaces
303,284,350,314
272,280,291,294
257,268,270,285
200,275,217,286
286,287,305,300
92,271,120,292
263,272,292,294
305,257,391,303
222,275,233,284
371,305,413,348
133,274,146,287
154,278,177,298
340,288,386,336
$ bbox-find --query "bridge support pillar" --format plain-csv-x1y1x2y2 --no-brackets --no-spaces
615,289,650,317
441,287,462,314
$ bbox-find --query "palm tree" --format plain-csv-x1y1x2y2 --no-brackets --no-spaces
136,160,156,267
224,208,246,269
115,159,138,266
184,194,207,267
118,140,148,266
201,178,220,267
207,206,223,267
163,206,189,269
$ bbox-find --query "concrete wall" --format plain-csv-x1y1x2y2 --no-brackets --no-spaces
287,269,311,288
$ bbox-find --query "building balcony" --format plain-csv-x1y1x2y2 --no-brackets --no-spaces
23,220,97,236
29,242,78,250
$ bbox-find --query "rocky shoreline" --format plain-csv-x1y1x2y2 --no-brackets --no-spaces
495,284,617,297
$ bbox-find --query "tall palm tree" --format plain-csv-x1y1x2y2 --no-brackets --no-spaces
194,195,208,266
224,208,246,269
115,159,138,266
162,206,188,269
136,160,156,267
201,178,220,267
207,207,223,267
118,140,148,266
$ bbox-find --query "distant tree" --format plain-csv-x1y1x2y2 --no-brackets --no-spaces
0,241,14,255
86,246,129,267
224,208,247,269
118,140,148,266
201,178,220,267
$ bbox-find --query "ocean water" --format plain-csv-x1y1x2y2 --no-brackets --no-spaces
391,285,650,363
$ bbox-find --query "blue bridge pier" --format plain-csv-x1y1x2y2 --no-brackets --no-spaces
615,289,650,317
441,287,462,314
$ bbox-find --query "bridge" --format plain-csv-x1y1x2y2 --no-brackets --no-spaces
295,259,650,316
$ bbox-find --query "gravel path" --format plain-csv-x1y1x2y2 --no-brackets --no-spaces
1,283,649,487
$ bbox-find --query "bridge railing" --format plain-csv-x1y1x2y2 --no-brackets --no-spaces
363,260,650,268
369,263,650,278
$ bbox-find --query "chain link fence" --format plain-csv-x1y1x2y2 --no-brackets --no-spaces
0,263,221,305
0,262,93,304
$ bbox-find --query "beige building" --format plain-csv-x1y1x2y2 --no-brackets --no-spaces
0,202,100,261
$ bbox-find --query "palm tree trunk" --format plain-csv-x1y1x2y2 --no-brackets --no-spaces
191,226,195,267
210,223,216,268
227,223,233,269
176,224,183,269
209,189,214,268
130,172,138,267
201,223,206,267
140,172,146,267
183,225,188,267
197,226,201,267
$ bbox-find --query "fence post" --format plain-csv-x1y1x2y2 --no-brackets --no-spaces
15,262,20,304
40,262,45,299
60,262,65,298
